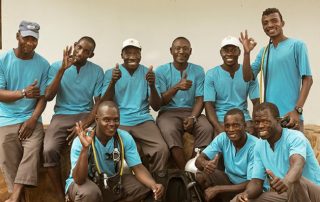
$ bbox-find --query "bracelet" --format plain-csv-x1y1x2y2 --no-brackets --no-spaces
21,89,27,98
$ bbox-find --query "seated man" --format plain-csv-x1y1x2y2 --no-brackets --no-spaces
195,108,258,202
66,101,164,202
101,38,169,172
0,21,49,202
43,36,104,200
232,102,320,202
204,36,259,136
155,36,213,170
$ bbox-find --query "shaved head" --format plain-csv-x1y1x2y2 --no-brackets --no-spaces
96,101,119,116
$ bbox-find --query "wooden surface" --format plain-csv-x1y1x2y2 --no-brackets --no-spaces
0,125,319,202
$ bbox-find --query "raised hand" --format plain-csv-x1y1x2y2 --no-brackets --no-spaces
239,30,257,54
176,71,192,91
111,63,121,83
145,65,155,86
266,169,288,194
204,153,220,175
75,121,95,148
61,46,76,70
24,80,40,98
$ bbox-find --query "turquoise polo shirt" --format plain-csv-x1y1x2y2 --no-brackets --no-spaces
102,64,154,126
252,128,320,186
155,62,205,111
202,132,257,184
47,61,104,115
251,38,312,118
65,129,141,193
204,65,259,122
0,49,49,127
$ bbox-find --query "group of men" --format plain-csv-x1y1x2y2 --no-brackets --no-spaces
0,7,318,202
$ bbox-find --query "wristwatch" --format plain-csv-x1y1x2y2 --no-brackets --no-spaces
295,106,303,115
21,89,27,98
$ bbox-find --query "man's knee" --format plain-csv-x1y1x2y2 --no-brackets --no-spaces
43,143,60,167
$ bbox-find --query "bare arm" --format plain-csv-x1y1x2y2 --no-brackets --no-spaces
242,178,264,200
204,102,224,134
283,154,305,184
132,164,164,200
0,80,40,102
240,30,257,82
212,181,249,195
72,147,89,185
19,96,47,140
45,46,75,101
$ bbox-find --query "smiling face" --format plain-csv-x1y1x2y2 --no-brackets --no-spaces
253,109,279,140
261,12,285,39
95,105,120,139
224,113,246,143
170,38,192,65
220,45,240,68
121,46,141,71
16,32,38,56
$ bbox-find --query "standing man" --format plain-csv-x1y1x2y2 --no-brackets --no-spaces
195,109,259,201
204,36,259,135
232,102,320,202
0,21,49,202
43,36,104,201
240,8,313,131
66,101,164,202
101,38,169,172
155,37,213,170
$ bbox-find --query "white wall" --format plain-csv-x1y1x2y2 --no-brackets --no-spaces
2,0,320,124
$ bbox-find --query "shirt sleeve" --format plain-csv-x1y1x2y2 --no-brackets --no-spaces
294,41,312,77
251,48,264,78
39,62,50,96
0,60,6,89
101,69,113,96
93,67,104,97
46,62,59,87
204,70,216,102
155,66,168,94
195,67,205,97
246,145,255,180
288,131,307,160
121,132,142,167
251,141,266,180
202,133,224,160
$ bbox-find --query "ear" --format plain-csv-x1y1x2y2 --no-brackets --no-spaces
189,47,192,55
16,32,20,40
170,47,173,55
281,20,285,27
74,42,78,47
220,49,223,57
89,52,94,58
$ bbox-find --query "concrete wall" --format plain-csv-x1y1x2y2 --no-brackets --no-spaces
1,0,319,124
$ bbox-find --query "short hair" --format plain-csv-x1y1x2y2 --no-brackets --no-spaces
97,101,119,116
253,102,280,119
171,36,191,47
262,8,283,22
224,108,245,123
78,36,96,50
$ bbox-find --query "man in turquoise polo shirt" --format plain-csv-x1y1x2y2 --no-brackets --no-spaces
43,36,104,201
240,8,313,131
232,102,320,202
195,108,259,202
204,36,259,135
100,38,169,172
66,101,164,201
155,37,213,170
0,21,49,202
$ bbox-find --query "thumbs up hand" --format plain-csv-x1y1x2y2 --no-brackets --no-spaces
204,153,220,175
111,63,121,83
266,169,288,194
145,65,155,86
24,79,40,98
175,70,192,91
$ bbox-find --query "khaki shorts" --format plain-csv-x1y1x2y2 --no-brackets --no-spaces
0,122,44,192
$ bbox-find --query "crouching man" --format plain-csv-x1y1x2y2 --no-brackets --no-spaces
232,102,320,202
65,101,164,202
195,109,259,202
